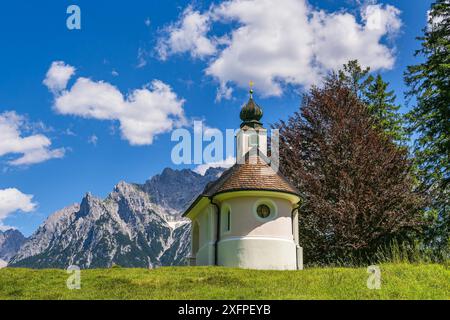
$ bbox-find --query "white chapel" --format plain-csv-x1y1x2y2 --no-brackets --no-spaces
183,90,303,270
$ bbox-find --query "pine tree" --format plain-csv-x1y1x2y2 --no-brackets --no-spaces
404,0,449,254
365,74,406,143
338,61,406,143
338,60,373,99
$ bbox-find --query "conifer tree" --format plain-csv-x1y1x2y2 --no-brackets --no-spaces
338,60,373,99
339,60,406,144
366,74,406,143
404,0,450,254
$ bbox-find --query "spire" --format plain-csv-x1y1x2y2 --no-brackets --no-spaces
240,82,263,129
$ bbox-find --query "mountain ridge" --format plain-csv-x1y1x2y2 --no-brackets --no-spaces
0,229,26,263
9,166,224,269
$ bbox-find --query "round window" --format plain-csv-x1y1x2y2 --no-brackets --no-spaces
256,204,271,219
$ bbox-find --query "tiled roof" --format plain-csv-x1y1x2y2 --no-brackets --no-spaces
202,154,300,196
183,153,300,216
183,153,300,217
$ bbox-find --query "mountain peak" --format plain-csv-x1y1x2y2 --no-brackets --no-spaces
0,228,26,262
204,166,227,178
142,167,225,212
0,228,17,235
113,181,137,194
78,193,103,219
0,228,24,238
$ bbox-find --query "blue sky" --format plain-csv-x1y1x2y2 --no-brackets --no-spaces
0,0,432,235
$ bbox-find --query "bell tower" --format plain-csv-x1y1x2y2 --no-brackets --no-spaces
236,86,267,163
184,82,303,271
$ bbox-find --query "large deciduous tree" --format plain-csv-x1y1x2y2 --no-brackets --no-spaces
275,75,424,265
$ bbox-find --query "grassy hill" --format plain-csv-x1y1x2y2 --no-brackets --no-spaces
0,263,448,300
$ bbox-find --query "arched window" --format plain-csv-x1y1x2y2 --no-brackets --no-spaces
221,204,231,233
192,221,200,255
225,209,231,232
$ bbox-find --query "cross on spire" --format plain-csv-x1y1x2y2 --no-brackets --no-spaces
249,80,254,98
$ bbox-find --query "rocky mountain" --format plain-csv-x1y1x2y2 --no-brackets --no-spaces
0,229,26,263
142,167,223,212
9,167,223,269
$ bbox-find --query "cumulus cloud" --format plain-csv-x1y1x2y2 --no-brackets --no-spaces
43,61,76,94
157,6,217,60
158,0,402,97
0,111,65,166
45,62,186,145
0,188,36,229
194,155,235,175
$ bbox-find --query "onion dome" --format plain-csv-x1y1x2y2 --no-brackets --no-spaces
240,89,263,129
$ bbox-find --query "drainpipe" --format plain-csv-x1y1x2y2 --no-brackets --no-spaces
291,201,301,270
291,201,301,236
209,197,220,266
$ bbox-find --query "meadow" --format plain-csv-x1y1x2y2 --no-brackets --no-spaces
0,263,449,300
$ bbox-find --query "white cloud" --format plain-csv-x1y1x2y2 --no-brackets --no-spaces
194,156,235,175
157,6,217,60
215,83,233,102
47,62,186,145
427,9,445,31
43,61,76,94
0,188,37,229
88,134,98,146
0,111,65,166
363,3,401,34
137,47,148,68
308,3,400,73
64,128,76,136
158,0,402,97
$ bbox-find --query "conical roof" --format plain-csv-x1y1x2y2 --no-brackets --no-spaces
202,153,299,196
183,153,300,217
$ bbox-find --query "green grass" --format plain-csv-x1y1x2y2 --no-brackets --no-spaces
0,263,449,300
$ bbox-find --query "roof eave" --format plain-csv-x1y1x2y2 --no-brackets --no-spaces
213,188,301,204
182,195,210,220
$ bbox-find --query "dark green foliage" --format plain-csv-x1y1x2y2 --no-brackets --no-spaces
404,0,450,256
338,60,373,99
366,74,407,143
339,60,407,143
